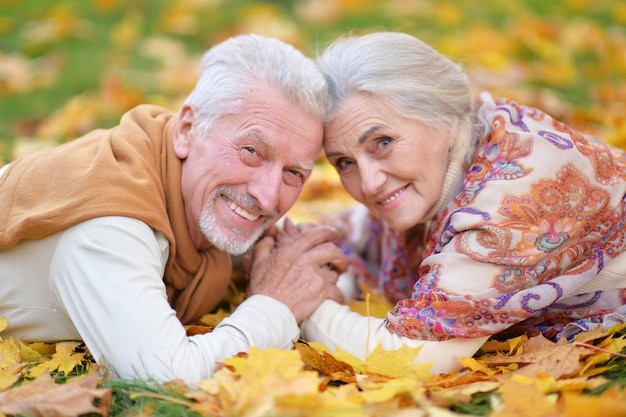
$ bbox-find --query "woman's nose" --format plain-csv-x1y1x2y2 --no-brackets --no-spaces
359,160,386,196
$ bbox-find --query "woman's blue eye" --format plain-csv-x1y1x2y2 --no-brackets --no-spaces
378,137,391,147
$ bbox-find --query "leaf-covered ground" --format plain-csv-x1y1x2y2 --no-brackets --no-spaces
2,300,626,416
1,1,626,416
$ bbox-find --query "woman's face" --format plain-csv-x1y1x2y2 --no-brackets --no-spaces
324,93,453,231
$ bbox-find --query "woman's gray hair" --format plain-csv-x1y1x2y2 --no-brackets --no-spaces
317,31,476,166
184,33,330,134
317,31,473,130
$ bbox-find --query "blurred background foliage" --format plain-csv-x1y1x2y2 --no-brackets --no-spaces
0,0,625,167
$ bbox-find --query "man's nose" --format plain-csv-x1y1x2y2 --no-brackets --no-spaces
246,165,281,212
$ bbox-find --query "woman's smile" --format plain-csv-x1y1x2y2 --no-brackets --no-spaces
377,184,409,211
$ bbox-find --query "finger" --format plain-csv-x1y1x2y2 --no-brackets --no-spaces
325,255,348,275
295,221,317,232
275,220,319,246
263,224,279,238
241,254,252,274
318,266,341,284
283,217,297,236
325,283,343,304
250,235,276,264
299,241,348,273
282,225,340,252
318,214,349,238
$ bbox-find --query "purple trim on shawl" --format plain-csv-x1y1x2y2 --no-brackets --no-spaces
538,130,574,149
496,105,529,132
551,291,602,309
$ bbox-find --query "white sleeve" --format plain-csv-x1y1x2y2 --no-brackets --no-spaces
301,300,488,375
50,216,299,384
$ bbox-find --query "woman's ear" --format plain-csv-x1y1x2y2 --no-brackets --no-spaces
173,105,194,159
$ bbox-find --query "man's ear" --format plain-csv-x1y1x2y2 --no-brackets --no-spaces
173,104,194,159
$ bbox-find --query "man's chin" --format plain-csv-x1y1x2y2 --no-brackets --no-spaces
208,229,263,256
225,241,255,256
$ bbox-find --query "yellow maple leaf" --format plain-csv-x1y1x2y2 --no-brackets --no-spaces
357,376,424,405
430,380,500,405
596,329,626,353
294,341,356,384
27,341,84,377
305,340,431,380
549,376,609,394
198,308,230,328
0,335,24,391
560,387,626,417
22,342,56,357
0,363,24,391
364,343,431,380
492,375,558,417
305,341,367,374
0,338,20,370
485,334,593,379
275,392,363,417
196,347,320,416
19,342,42,362
347,283,395,319
479,338,510,353
457,356,494,375
0,317,8,335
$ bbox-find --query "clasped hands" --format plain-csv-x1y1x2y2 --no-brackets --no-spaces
246,217,347,323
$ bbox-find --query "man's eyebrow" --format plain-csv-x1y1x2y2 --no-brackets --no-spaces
246,129,275,150
294,161,313,171
358,124,385,145
246,129,312,171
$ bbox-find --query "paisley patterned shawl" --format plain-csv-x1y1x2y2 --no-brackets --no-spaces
336,93,626,341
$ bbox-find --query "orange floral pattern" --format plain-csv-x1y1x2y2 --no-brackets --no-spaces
335,93,626,341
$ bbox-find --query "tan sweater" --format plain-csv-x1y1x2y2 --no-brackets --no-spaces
0,105,231,324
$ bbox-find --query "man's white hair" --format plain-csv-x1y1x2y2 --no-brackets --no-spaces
184,33,330,135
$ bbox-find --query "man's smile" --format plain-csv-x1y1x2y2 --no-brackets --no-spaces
226,198,261,222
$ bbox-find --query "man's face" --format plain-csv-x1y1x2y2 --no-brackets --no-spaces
173,86,323,255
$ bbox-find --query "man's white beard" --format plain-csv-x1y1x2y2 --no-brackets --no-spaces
198,188,269,255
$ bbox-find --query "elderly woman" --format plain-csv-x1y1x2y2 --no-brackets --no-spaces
298,31,626,374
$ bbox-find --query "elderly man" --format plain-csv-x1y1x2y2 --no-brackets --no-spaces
0,34,345,383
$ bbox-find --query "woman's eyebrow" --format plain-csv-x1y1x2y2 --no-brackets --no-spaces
325,124,388,159
358,124,386,144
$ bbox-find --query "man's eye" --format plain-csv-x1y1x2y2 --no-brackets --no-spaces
284,169,305,186
240,146,262,166
289,169,303,178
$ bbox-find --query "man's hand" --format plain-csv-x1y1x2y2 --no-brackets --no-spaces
247,222,347,323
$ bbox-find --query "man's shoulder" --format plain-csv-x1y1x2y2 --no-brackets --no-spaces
124,104,177,121
65,216,170,256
